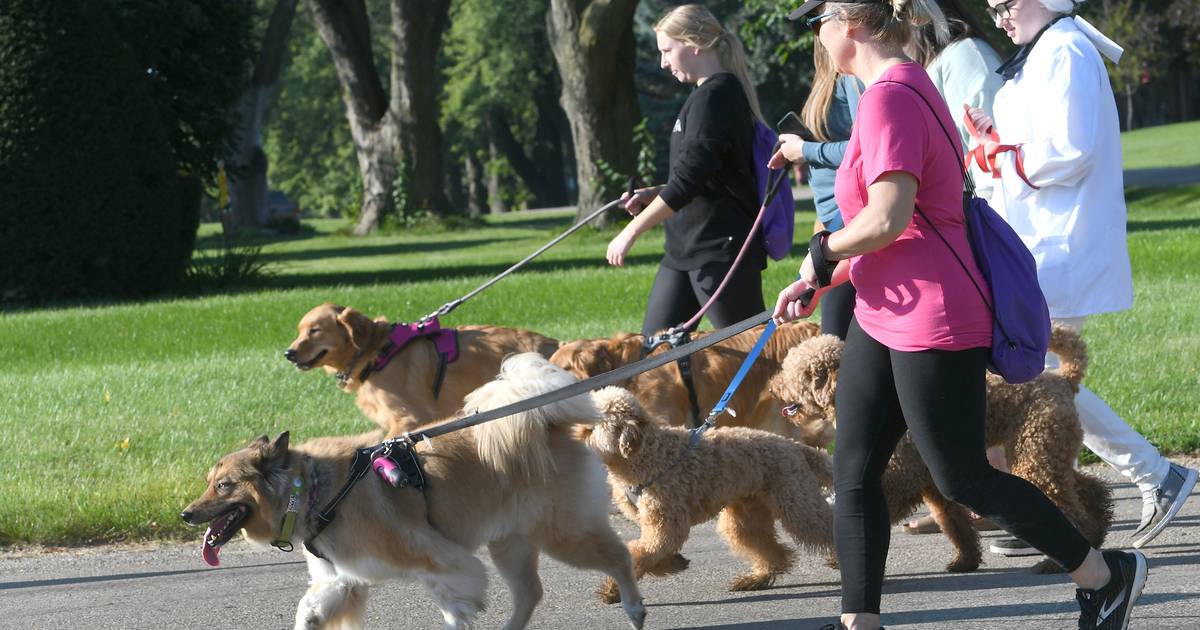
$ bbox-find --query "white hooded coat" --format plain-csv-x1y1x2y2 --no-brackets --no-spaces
987,17,1133,318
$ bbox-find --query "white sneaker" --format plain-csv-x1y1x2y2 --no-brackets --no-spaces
1131,463,1197,549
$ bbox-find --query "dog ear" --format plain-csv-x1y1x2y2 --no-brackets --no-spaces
617,422,642,459
337,308,372,348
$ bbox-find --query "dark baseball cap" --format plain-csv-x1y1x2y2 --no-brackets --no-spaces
788,0,886,21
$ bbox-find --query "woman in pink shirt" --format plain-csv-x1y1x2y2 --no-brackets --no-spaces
772,1,1145,629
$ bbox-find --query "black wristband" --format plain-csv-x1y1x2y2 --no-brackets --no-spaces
808,230,836,288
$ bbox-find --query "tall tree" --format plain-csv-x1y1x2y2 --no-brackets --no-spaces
227,0,300,232
547,0,642,224
442,0,571,209
1085,0,1166,130
307,0,451,234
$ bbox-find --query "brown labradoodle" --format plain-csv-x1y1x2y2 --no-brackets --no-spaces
768,324,1112,573
580,387,836,601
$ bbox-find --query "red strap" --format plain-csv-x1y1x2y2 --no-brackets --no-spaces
960,108,1039,190
991,144,1041,190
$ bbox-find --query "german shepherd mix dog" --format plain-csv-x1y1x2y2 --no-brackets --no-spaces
182,354,646,630
285,303,560,436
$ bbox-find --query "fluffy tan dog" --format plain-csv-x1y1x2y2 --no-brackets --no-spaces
551,321,823,440
768,325,1113,573
579,387,835,601
182,354,645,630
285,303,559,434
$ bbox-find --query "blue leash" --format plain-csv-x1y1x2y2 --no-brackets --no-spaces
626,282,813,504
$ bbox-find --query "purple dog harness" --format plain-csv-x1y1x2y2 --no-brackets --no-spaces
353,317,459,399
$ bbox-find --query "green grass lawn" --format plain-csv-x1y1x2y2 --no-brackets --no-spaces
2,133,1199,547
1121,120,1200,170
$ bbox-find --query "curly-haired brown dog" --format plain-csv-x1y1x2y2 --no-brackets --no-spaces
579,386,836,601
551,321,824,441
285,303,559,435
768,324,1112,574
182,354,646,630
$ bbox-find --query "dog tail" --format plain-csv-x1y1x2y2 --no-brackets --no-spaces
800,444,835,492
464,352,599,482
1048,324,1088,389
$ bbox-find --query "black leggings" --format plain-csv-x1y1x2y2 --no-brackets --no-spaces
819,281,856,340
640,258,765,336
834,319,1092,614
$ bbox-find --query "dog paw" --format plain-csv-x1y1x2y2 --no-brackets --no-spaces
645,553,689,576
824,553,839,569
623,599,647,630
598,578,622,605
729,572,777,591
946,557,980,573
1030,558,1067,574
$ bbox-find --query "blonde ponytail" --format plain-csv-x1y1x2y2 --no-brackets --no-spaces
801,40,839,142
655,5,764,123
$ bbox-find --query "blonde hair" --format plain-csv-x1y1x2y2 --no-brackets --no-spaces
801,40,839,142
827,0,949,49
654,4,764,123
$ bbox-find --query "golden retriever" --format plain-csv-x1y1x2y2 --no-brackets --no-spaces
182,354,645,630
768,325,1113,573
580,387,835,601
285,303,559,435
551,321,823,440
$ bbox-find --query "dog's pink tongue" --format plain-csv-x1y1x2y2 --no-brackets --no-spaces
201,533,221,567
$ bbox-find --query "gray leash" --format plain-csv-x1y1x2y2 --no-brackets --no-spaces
400,309,773,443
419,196,626,324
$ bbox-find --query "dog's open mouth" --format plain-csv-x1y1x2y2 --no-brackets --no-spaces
781,403,801,417
201,505,248,567
293,349,327,370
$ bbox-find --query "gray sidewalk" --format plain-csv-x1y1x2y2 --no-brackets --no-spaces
1,459,1197,629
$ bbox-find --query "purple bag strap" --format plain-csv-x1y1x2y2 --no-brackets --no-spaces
873,79,997,314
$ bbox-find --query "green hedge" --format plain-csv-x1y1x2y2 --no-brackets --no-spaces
0,0,198,302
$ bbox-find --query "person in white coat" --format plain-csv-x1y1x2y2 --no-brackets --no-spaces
967,0,1197,556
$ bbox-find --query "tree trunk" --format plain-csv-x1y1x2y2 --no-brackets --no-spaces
464,152,485,217
546,0,641,225
1125,88,1135,131
487,140,507,214
533,83,569,207
308,0,399,235
227,0,299,234
391,0,452,216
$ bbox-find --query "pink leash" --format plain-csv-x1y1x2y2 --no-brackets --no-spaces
673,162,786,333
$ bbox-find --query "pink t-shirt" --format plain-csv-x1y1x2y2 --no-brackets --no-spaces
835,62,992,351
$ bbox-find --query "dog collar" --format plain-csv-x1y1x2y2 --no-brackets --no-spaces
271,472,306,552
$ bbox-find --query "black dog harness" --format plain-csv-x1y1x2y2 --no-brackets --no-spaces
302,439,426,561
641,329,702,428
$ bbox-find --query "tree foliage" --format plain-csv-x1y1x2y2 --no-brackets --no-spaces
0,0,198,301
102,0,257,185
263,7,368,218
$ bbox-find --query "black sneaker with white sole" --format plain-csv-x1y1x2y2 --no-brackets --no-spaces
988,536,1044,557
1076,549,1148,630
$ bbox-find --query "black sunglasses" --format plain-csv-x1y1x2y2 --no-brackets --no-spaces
985,0,1017,21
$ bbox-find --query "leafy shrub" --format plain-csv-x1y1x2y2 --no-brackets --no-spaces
0,0,197,302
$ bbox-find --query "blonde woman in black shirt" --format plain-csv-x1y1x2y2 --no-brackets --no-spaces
606,4,766,336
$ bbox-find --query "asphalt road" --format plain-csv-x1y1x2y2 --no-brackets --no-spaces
2,461,1197,630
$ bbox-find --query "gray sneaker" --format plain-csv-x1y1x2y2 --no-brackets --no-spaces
1131,463,1197,549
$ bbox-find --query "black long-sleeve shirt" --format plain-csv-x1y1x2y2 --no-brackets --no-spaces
658,72,764,270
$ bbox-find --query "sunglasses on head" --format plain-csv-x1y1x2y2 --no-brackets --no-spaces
986,0,1017,21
